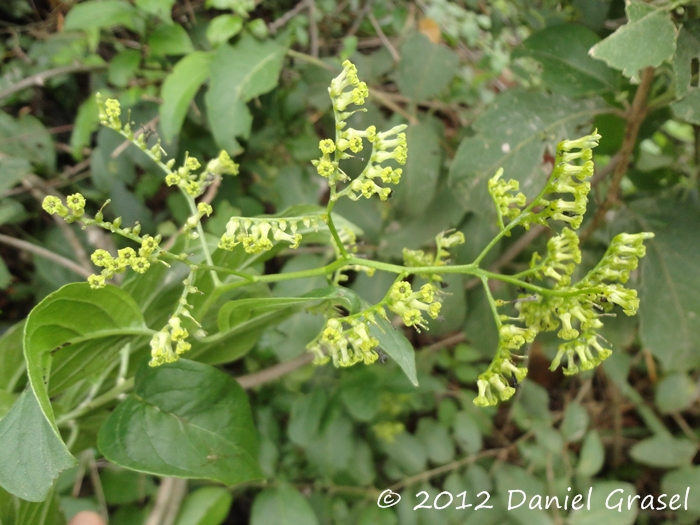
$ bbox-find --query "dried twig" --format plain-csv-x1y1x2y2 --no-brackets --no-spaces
0,63,106,101
145,477,188,525
268,0,308,34
368,12,399,62
0,233,91,278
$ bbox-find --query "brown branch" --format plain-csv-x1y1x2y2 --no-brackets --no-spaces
580,67,655,242
347,0,375,37
0,233,92,278
368,12,399,62
145,477,187,525
0,62,106,101
236,352,315,389
307,0,319,58
268,0,308,34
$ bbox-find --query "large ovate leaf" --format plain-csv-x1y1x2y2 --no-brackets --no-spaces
370,316,418,387
159,51,214,143
97,359,263,485
589,3,677,82
396,33,459,101
513,24,619,96
24,283,151,435
205,35,286,153
448,91,603,215
0,389,76,502
630,198,700,371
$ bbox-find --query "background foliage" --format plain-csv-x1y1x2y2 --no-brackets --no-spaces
1,0,700,524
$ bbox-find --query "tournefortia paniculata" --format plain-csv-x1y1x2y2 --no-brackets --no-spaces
43,60,653,407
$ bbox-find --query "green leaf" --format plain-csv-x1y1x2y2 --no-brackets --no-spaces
135,0,175,20
416,418,454,464
560,402,589,443
0,157,30,194
589,4,677,82
148,23,194,56
64,0,138,31
207,15,244,47
24,283,150,436
576,430,604,477
453,411,482,455
108,49,141,88
70,96,100,160
0,389,76,501
0,112,56,170
0,321,24,390
396,33,459,101
217,297,312,332
673,20,700,99
631,198,700,371
305,413,353,476
0,485,66,524
655,372,696,413
250,484,319,525
98,359,263,484
205,0,255,17
569,482,637,525
448,91,602,215
513,24,619,96
205,35,286,153
662,467,700,513
369,317,418,387
384,432,427,475
671,88,700,124
0,258,10,289
0,198,27,226
159,51,214,143
288,390,327,447
392,121,441,218
174,487,232,525
629,435,697,468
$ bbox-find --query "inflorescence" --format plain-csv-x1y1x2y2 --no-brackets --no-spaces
41,60,653,407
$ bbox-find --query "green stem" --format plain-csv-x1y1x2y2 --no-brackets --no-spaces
57,377,135,425
481,276,502,329
183,192,221,286
324,201,350,259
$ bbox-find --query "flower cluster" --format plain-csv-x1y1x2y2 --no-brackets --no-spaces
403,230,465,281
527,131,599,230
87,234,162,289
529,227,581,287
386,281,442,332
218,216,315,254
96,95,238,198
307,313,384,368
311,60,408,201
42,193,86,224
488,167,526,225
149,316,192,367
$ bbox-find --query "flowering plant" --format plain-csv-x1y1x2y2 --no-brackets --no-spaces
42,60,652,406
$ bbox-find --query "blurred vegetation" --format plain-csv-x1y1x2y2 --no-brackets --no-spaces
1,0,700,524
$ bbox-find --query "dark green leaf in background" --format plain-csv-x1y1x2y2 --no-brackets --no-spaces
589,3,677,82
448,91,602,215
206,15,244,47
396,33,459,101
98,359,263,485
392,121,441,218
64,0,138,32
629,435,697,468
206,35,286,153
250,484,319,525
568,482,637,525
148,24,194,57
108,49,141,88
174,486,232,525
0,321,24,391
159,51,214,143
671,21,700,124
632,198,700,371
514,24,619,97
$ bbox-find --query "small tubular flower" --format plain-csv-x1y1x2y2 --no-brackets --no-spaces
206,150,239,176
488,168,526,221
42,196,69,217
